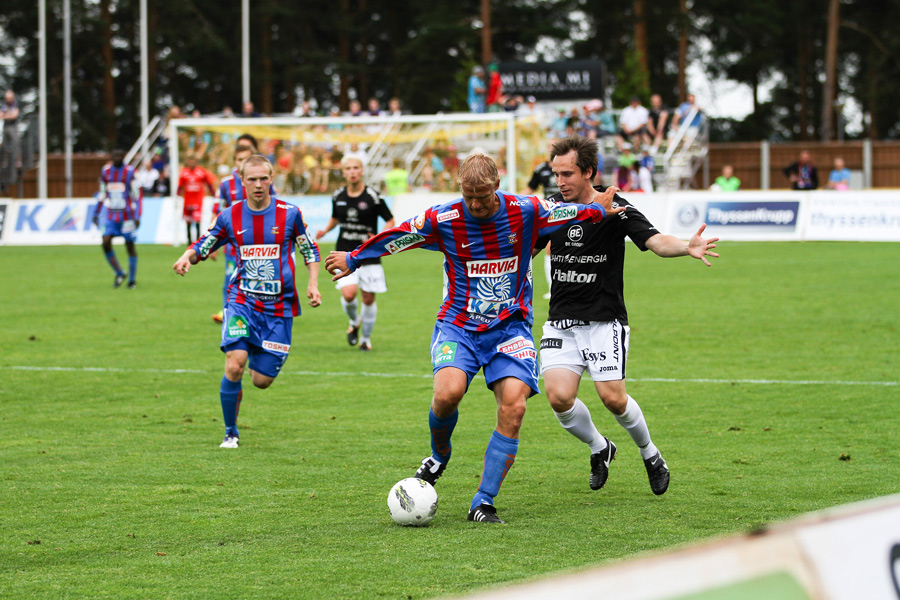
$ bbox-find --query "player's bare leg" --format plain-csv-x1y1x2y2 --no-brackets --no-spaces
359,291,377,351
415,367,466,485
101,234,126,287
340,284,360,346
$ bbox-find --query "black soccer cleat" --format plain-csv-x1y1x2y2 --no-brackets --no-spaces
114,274,126,288
468,503,505,524
127,281,137,289
346,324,360,346
589,438,617,490
414,456,446,486
643,451,670,495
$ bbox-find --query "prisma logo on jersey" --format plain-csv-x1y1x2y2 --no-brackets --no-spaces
239,245,282,295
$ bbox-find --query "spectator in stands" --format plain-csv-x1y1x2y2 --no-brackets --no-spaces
221,106,235,118
135,159,160,196
647,94,670,152
367,98,383,116
672,93,702,130
825,157,851,190
0,89,21,194
348,100,364,117
241,101,260,118
293,100,315,117
712,165,741,191
616,96,651,151
585,99,616,138
783,150,819,190
503,95,523,112
383,158,410,195
486,63,503,112
468,66,486,113
388,97,403,116
153,164,171,197
549,107,568,138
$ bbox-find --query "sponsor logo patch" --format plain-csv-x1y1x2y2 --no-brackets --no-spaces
437,209,459,223
549,205,578,222
508,232,518,245
414,212,426,229
227,315,249,337
540,338,562,349
433,342,457,365
497,336,536,360
466,257,518,277
239,279,282,295
241,244,280,259
385,233,425,254
262,340,290,353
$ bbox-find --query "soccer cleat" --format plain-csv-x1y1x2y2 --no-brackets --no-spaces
414,456,446,485
346,324,360,346
212,311,224,323
468,503,505,524
644,451,670,495
359,340,372,352
127,281,137,289
114,274,126,288
219,435,239,449
589,438,617,490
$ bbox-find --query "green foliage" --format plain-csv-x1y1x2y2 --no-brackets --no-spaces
611,48,650,108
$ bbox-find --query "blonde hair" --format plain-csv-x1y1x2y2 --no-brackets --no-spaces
340,152,365,169
457,152,499,189
240,154,274,179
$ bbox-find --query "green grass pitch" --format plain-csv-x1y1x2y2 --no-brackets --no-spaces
1,241,897,598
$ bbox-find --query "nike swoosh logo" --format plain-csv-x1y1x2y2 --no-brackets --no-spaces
461,242,475,248
236,229,247,235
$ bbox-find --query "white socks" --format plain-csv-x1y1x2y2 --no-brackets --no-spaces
360,302,377,342
341,297,359,326
555,398,607,453
614,395,658,459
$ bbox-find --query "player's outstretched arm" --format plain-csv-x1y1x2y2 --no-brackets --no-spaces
306,262,322,307
324,251,351,282
645,223,719,266
173,249,198,276
596,186,626,216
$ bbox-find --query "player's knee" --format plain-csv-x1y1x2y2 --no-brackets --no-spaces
252,374,274,389
600,391,628,415
498,401,527,432
432,389,464,416
547,393,575,414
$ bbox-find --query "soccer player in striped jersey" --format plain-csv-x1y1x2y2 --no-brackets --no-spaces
326,152,623,523
211,143,276,324
173,155,322,449
92,149,142,288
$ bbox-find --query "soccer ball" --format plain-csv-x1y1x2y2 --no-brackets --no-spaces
387,477,438,526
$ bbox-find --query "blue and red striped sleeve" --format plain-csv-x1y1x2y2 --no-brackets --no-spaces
345,207,441,271
534,198,607,237
191,210,229,258
293,209,320,265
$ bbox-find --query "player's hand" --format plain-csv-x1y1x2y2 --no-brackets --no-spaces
324,251,352,281
307,285,322,307
315,229,326,240
594,186,626,219
688,223,720,266
173,250,198,275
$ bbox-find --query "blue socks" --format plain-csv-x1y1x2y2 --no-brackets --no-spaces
220,376,242,437
128,255,137,284
104,250,125,276
429,408,459,464
471,430,519,511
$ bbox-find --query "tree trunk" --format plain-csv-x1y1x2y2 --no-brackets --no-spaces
677,0,688,102
634,0,649,88
821,0,839,141
482,0,492,66
261,8,273,114
797,23,811,141
100,0,116,147
339,0,351,110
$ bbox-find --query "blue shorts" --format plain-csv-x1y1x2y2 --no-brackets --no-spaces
430,318,540,397
220,302,293,378
103,219,137,243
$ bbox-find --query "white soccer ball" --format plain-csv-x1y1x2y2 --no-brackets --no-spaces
387,477,438,526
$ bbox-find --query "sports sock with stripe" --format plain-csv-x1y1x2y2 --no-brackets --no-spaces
429,407,458,464
105,250,125,276
471,430,518,510
220,376,242,437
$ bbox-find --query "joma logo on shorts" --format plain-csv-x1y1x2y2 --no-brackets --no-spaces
467,257,518,277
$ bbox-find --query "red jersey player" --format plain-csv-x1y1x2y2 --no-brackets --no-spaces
177,154,217,243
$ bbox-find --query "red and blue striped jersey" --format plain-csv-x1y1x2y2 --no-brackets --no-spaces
96,163,142,222
192,199,320,317
346,191,608,331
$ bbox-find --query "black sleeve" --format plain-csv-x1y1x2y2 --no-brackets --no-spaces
535,234,549,251
618,199,659,252
376,192,394,222
331,190,341,219
527,169,542,191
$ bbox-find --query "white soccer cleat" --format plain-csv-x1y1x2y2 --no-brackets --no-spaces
219,435,239,449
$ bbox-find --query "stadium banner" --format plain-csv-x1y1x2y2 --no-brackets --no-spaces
460,494,900,600
667,192,804,241
805,190,900,242
498,60,605,100
0,200,9,245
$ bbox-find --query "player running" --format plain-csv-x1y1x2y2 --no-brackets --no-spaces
173,155,322,449
326,152,623,523
316,153,394,351
211,143,276,324
536,136,719,495
177,154,217,244
92,148,142,289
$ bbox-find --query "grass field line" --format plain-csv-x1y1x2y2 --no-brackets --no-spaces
5,365,897,386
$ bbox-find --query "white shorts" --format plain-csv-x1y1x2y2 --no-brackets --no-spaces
335,263,388,294
539,320,630,382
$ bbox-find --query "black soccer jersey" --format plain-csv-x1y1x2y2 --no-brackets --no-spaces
332,186,394,265
536,186,659,324
527,161,560,198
